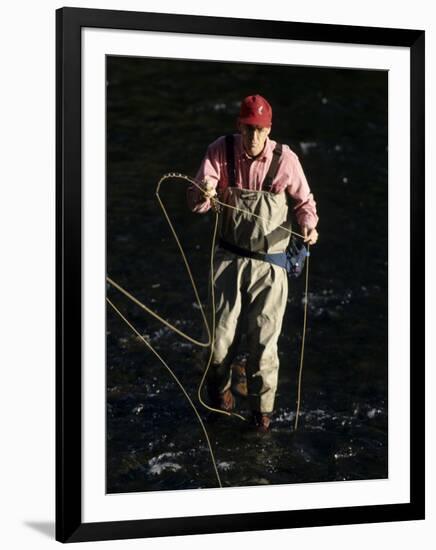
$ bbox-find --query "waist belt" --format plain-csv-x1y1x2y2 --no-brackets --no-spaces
218,238,288,271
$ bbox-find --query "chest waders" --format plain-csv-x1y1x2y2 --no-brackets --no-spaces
207,135,292,416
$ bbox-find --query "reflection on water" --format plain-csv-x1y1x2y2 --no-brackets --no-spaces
106,57,388,493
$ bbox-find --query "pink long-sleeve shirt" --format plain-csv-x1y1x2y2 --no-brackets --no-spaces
187,134,319,229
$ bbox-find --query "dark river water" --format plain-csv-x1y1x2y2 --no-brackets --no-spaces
106,57,388,493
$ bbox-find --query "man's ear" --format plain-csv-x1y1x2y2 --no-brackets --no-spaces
266,126,272,137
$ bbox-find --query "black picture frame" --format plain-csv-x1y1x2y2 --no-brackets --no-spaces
56,6,425,543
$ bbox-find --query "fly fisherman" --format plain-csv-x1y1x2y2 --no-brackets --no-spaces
187,95,319,433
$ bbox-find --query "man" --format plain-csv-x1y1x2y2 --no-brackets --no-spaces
187,94,319,433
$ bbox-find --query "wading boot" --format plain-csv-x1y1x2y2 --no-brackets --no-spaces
252,412,272,434
242,412,272,439
231,360,248,398
208,388,235,413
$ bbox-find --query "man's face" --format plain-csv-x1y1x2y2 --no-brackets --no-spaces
238,123,271,158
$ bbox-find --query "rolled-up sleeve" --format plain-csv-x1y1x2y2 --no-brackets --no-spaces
187,138,223,214
285,152,319,230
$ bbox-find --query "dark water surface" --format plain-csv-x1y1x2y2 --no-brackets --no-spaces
106,57,388,493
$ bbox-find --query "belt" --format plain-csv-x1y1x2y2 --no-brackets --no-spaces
218,238,288,271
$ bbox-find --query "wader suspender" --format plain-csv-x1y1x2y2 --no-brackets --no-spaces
262,142,283,191
224,134,283,189
225,134,236,186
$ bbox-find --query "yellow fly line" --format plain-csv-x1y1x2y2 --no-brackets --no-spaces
106,172,312,485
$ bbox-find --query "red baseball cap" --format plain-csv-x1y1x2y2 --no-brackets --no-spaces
238,94,272,127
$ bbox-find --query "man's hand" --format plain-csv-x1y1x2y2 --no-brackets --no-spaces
201,178,217,199
302,226,319,245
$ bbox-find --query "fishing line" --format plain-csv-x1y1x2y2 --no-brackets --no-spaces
107,172,312,482
294,243,310,431
106,276,210,348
